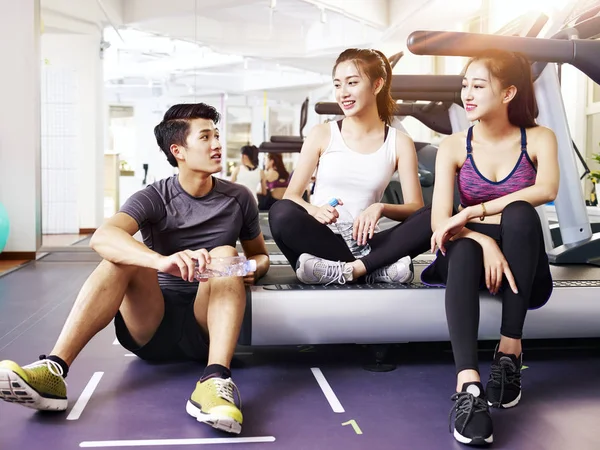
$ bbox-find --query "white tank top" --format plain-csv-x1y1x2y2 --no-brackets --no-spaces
235,165,261,201
311,121,397,232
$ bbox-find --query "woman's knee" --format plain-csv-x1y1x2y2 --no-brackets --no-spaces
269,199,303,236
269,199,293,222
501,201,541,235
447,238,483,264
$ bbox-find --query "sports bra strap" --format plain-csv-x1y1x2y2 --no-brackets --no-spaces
466,126,474,153
467,126,527,153
520,127,527,151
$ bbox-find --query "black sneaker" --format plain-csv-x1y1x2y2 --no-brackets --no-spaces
449,381,493,446
486,351,522,409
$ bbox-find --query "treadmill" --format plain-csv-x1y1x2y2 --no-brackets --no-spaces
239,24,600,347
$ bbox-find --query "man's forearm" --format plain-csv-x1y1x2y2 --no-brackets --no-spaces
90,226,161,269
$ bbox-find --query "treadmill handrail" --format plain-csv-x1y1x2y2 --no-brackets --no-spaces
407,30,600,85
391,75,462,92
314,102,454,135
391,91,461,103
315,102,447,116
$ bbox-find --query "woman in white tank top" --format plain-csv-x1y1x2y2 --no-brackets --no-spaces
230,145,266,203
268,48,433,285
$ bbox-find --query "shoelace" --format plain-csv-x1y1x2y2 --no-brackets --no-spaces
213,378,242,410
23,356,64,377
488,358,520,407
449,392,489,434
316,260,352,286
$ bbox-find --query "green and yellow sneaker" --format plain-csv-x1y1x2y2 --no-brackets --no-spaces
0,358,67,411
186,377,243,434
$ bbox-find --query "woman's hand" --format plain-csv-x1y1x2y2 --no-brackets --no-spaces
354,203,384,246
480,237,518,295
431,210,469,255
311,202,339,225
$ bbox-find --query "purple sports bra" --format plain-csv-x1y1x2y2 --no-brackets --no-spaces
266,178,289,190
457,126,537,207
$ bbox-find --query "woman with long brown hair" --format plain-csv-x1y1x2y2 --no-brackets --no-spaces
268,48,432,285
424,49,559,445
264,153,289,202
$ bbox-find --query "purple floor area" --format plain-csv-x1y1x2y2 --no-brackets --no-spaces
1,260,599,449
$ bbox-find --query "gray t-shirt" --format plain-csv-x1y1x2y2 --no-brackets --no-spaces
119,175,260,290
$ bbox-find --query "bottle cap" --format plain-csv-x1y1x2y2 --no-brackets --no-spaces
248,259,257,271
328,198,339,207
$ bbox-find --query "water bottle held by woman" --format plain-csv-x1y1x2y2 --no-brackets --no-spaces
328,198,371,258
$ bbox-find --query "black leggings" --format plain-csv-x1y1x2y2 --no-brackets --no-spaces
429,201,552,374
268,199,432,273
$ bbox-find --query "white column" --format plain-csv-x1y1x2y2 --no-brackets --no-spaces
0,0,41,254
251,102,268,147
41,31,104,233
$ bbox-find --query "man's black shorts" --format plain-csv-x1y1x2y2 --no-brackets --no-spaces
114,287,209,362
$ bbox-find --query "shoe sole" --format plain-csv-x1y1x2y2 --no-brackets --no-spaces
402,263,415,284
0,368,67,411
454,429,493,445
186,400,241,435
488,391,521,409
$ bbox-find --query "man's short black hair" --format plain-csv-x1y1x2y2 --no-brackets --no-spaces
154,103,220,167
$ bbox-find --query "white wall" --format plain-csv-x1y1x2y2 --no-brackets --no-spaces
0,0,41,252
122,98,174,203
42,31,104,231
40,65,79,233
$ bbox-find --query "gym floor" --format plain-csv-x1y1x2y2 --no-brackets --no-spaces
1,249,599,449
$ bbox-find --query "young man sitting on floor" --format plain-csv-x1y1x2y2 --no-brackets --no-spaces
0,103,269,435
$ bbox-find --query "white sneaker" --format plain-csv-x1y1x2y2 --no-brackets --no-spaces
366,256,414,284
296,253,353,285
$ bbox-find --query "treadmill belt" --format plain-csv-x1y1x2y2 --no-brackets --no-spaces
36,251,600,288
263,282,432,290
263,279,600,290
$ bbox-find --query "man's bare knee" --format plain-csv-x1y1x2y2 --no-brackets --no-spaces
209,245,238,258
95,260,157,289
96,259,139,281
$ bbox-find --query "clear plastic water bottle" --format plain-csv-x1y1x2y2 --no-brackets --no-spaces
194,256,257,281
328,198,371,258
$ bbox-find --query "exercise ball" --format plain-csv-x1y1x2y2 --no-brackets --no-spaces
0,203,9,253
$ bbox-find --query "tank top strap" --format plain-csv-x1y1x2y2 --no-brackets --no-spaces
466,126,474,154
325,120,343,153
337,119,389,141
520,127,527,152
